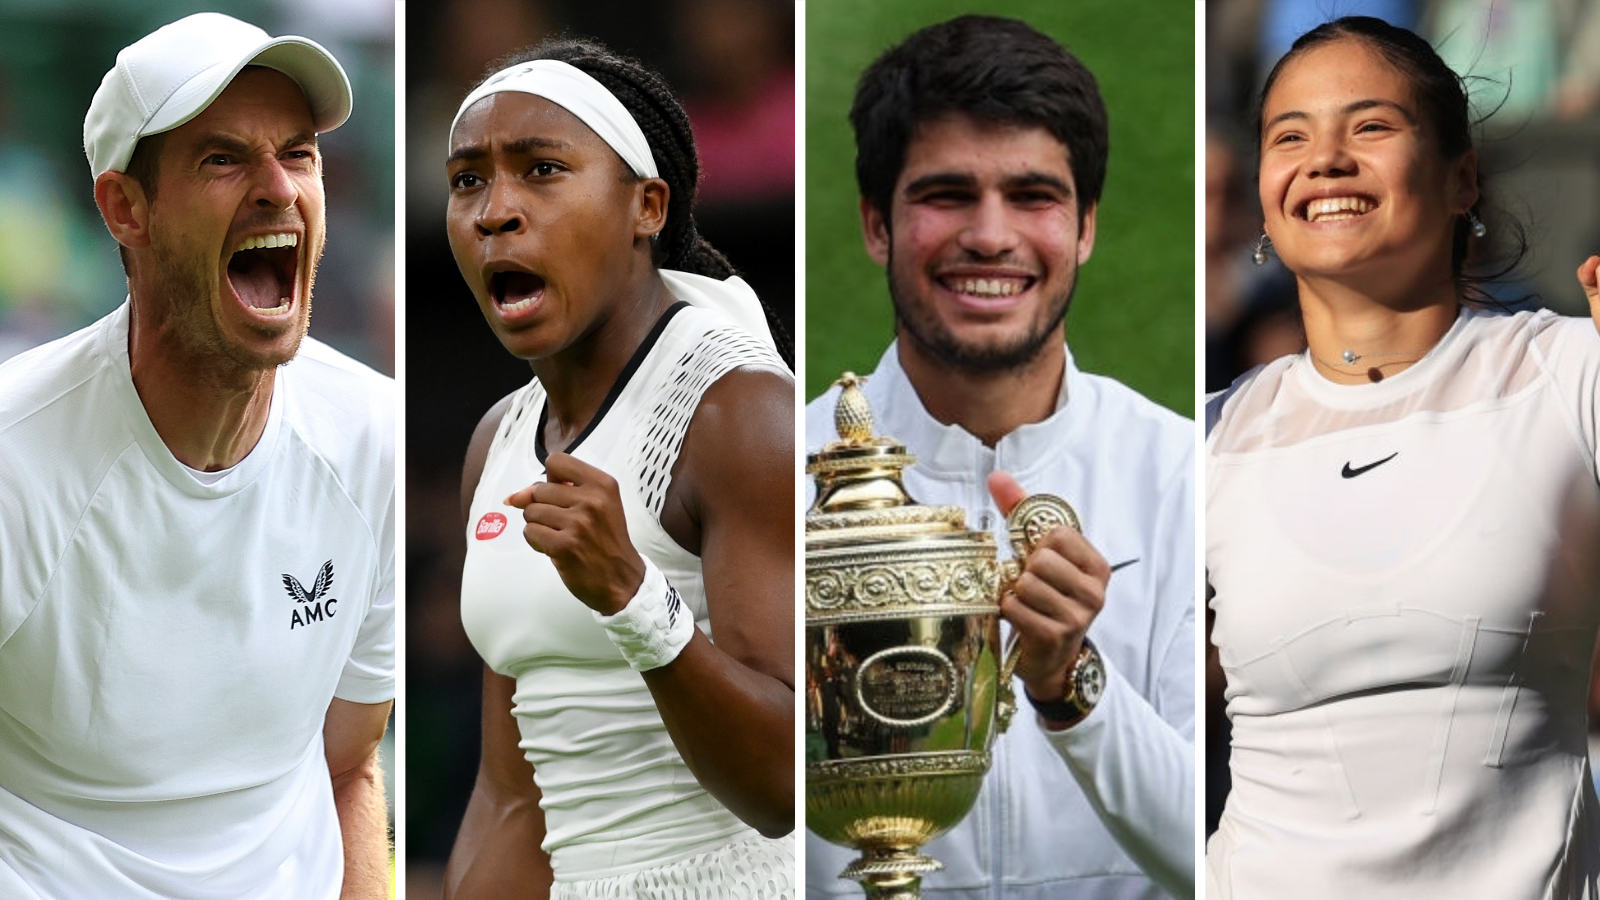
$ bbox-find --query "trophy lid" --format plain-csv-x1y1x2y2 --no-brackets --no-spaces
806,374,986,554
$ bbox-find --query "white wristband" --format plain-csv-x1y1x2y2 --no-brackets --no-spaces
592,558,696,671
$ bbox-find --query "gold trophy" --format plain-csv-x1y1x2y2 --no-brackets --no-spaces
805,374,1080,900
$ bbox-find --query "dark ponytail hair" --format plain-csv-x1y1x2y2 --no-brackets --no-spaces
1255,16,1528,305
475,38,795,366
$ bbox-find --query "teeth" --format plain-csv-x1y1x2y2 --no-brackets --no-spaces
255,299,292,316
950,278,1022,297
235,232,300,252
502,295,538,313
1305,197,1374,222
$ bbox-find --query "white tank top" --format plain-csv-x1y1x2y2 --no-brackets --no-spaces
460,301,787,880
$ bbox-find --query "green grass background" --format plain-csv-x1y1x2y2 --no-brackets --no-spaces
804,0,1195,416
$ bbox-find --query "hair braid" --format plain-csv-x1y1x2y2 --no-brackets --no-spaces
478,38,793,366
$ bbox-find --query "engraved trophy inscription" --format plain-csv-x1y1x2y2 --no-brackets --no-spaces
804,374,1080,900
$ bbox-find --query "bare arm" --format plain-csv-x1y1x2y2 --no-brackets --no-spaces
641,367,795,837
444,667,554,900
505,367,795,836
324,697,393,900
444,396,556,899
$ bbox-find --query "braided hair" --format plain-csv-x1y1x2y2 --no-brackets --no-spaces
475,38,795,367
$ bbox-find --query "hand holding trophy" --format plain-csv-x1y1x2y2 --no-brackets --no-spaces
990,473,1111,730
805,375,1081,899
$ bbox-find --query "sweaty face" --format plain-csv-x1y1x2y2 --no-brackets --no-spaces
1258,39,1474,287
144,67,324,370
445,92,651,361
864,114,1095,375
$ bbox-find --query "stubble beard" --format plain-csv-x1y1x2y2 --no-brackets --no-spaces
146,229,314,378
886,246,1076,376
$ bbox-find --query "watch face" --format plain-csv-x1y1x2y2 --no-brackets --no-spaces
1077,657,1106,707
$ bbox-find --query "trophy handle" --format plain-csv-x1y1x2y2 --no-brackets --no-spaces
997,629,1022,732
996,493,1082,734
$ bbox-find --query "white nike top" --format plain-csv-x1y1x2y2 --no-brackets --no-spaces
0,302,395,899
1206,308,1600,899
460,301,792,881
805,344,1196,900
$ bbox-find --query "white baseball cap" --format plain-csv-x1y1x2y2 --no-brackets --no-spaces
84,12,352,178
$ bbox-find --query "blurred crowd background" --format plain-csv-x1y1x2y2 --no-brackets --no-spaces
0,0,396,835
401,1,794,895
1204,0,1600,837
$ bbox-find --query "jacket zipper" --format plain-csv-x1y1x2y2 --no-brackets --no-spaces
976,469,1005,900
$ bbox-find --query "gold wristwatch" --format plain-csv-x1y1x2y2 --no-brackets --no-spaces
1025,637,1106,729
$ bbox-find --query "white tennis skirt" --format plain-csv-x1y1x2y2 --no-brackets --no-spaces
552,834,795,900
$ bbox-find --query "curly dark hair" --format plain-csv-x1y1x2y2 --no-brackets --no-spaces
850,15,1109,223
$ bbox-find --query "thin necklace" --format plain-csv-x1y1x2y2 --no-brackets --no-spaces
1308,348,1430,383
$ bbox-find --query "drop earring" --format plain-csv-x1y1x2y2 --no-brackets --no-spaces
1252,233,1272,266
1466,209,1487,239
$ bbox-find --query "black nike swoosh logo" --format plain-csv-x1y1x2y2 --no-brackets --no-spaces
1341,452,1398,478
1110,559,1139,574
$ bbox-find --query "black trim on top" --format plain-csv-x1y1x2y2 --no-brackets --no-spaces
535,301,690,464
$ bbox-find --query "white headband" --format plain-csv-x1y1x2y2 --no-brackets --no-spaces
450,59,659,179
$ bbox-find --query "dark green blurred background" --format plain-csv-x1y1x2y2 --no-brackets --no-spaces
805,0,1194,416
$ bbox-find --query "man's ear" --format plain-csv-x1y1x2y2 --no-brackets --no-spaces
1077,201,1098,265
95,171,152,250
860,196,891,268
636,177,670,241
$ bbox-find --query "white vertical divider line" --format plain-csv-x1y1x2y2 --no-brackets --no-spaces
1192,0,1209,890
392,0,408,890
793,2,809,893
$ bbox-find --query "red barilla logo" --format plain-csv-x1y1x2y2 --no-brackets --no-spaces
476,512,509,540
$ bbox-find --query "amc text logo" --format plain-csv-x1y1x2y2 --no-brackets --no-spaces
283,560,338,630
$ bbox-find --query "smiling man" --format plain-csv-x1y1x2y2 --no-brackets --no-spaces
805,16,1195,900
0,13,393,900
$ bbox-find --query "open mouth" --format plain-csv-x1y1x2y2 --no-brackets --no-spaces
490,270,546,314
1299,196,1376,223
226,233,300,315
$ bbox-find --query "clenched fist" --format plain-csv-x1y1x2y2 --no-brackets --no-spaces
504,452,646,616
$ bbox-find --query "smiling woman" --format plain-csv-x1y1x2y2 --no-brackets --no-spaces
438,39,796,900
1206,16,1600,900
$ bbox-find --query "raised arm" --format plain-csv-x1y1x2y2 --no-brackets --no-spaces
443,395,556,899
989,464,1196,900
640,365,795,836
504,366,795,837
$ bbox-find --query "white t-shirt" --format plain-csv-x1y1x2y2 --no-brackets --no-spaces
1206,309,1600,900
460,301,793,885
0,303,396,899
805,345,1196,900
